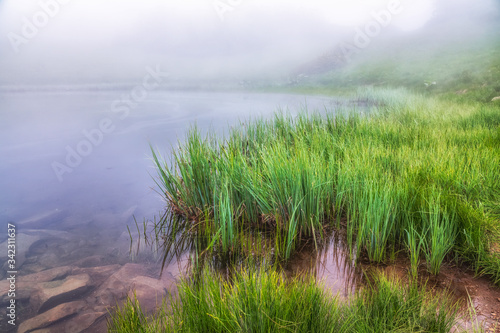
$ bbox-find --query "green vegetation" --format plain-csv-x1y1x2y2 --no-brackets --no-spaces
150,87,500,281
108,267,458,333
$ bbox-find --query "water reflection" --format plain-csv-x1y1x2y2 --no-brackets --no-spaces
285,230,362,298
142,208,364,298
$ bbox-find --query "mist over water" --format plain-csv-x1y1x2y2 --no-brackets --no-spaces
0,0,499,331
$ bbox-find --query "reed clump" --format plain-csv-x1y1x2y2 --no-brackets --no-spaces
152,88,500,280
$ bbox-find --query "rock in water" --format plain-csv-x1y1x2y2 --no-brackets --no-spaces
0,266,73,305
0,233,41,270
30,274,92,313
25,311,106,333
93,263,177,312
18,301,86,333
127,274,177,312
17,209,66,229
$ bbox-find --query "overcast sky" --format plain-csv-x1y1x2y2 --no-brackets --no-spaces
0,0,497,85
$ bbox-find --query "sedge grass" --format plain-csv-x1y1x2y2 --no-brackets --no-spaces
151,87,500,280
421,191,457,275
405,225,426,279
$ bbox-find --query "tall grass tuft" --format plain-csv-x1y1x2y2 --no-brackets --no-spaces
421,191,457,275
405,225,425,278
349,274,458,333
107,292,170,333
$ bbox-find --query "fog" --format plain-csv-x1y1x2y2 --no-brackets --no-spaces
0,0,498,87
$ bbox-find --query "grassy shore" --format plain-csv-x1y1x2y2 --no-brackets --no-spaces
109,267,459,333
106,87,499,332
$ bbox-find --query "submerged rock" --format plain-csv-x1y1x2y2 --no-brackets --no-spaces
31,274,92,313
0,233,42,270
24,229,72,241
127,274,177,312
20,266,73,283
0,266,73,304
72,255,110,268
0,280,34,304
17,209,66,229
34,253,64,270
28,311,106,333
93,263,177,313
8,262,177,332
72,264,121,287
92,264,148,308
0,228,73,273
18,301,86,333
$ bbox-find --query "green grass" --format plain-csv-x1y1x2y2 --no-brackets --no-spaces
150,87,500,280
405,224,425,279
107,292,170,333
421,191,457,275
108,267,459,333
121,36,499,333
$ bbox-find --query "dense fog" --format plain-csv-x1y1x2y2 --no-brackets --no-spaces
0,0,498,87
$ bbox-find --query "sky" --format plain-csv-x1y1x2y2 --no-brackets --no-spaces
0,0,497,85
